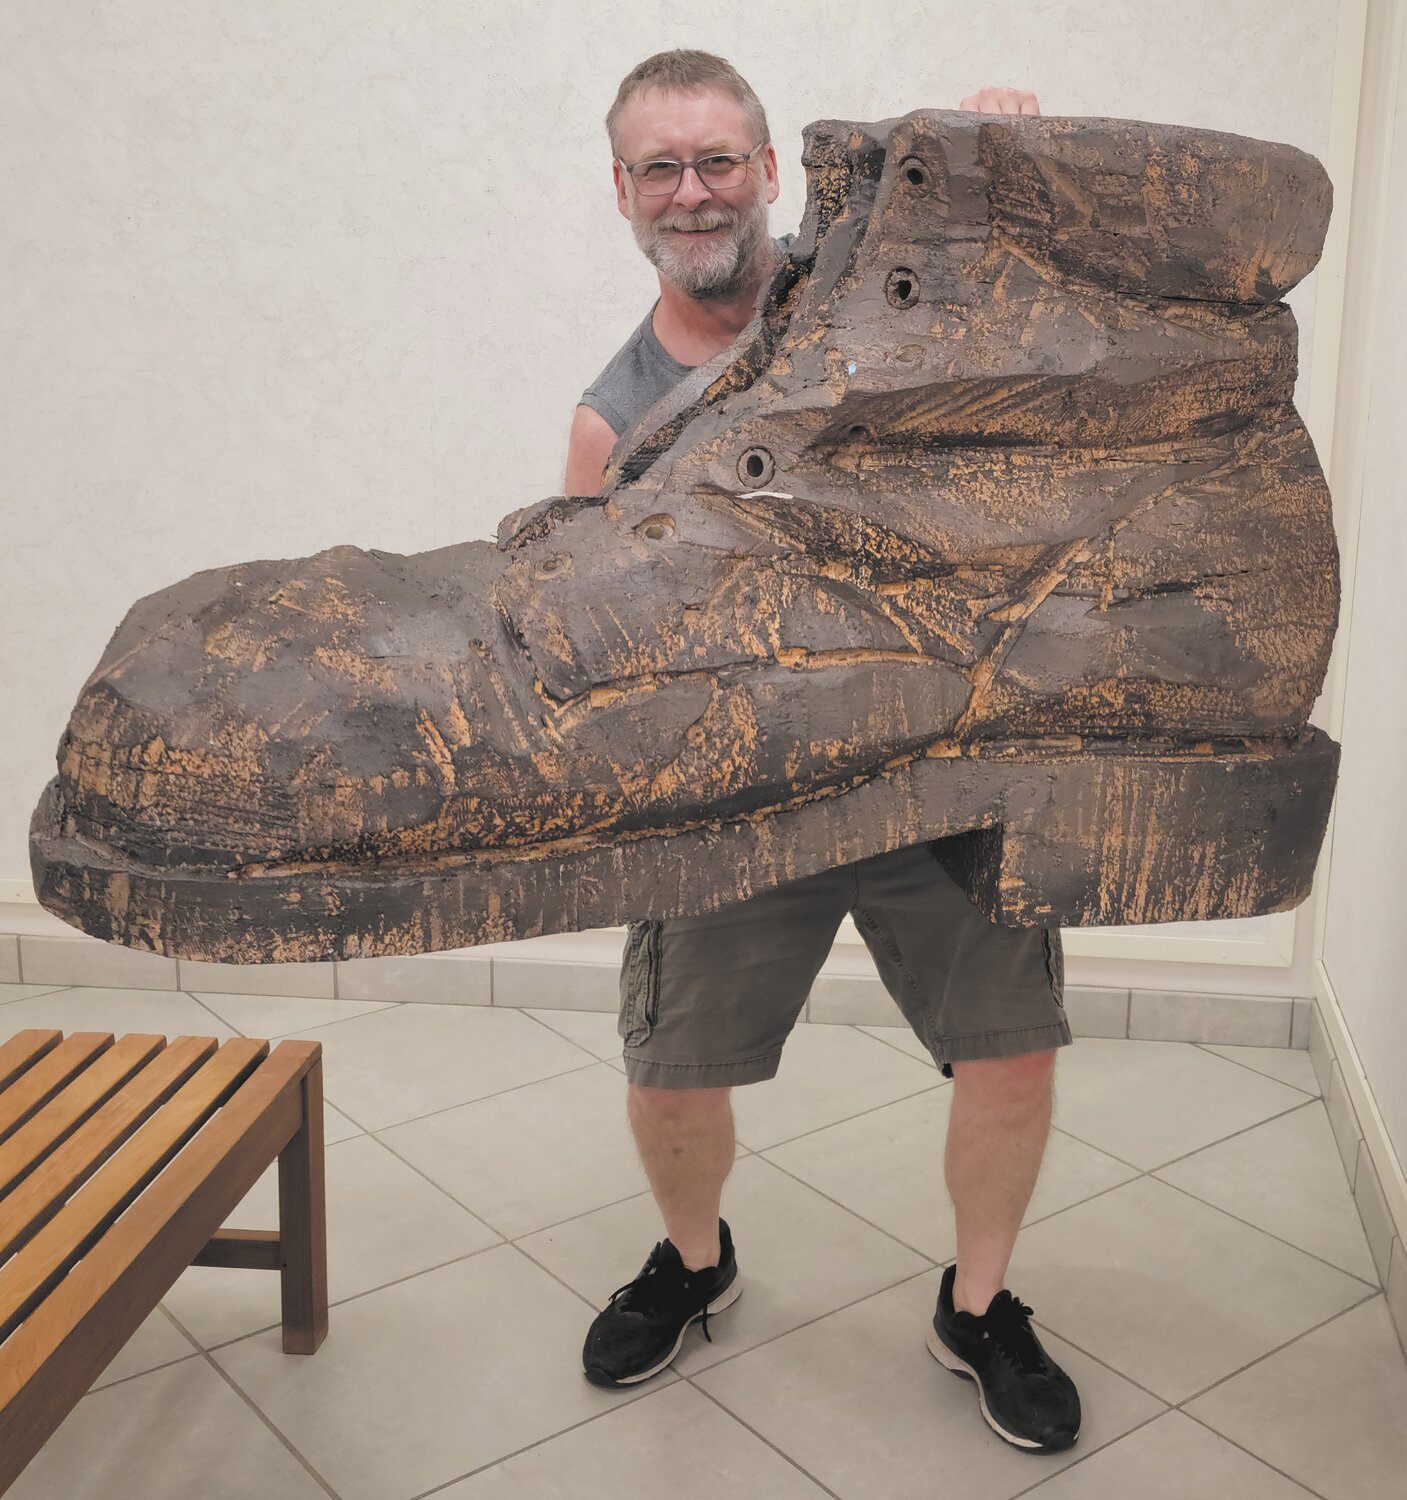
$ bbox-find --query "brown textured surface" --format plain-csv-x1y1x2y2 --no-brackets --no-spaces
29,109,1341,961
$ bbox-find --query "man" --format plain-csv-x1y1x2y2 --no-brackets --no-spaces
565,50,1080,1455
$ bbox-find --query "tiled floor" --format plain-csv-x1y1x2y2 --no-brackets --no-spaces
3,980,1405,1500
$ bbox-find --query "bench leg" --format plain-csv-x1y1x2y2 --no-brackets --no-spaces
277,1054,328,1353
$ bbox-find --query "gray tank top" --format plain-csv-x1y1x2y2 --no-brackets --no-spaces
581,234,795,436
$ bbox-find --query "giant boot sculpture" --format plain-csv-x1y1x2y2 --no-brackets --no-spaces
29,109,1341,963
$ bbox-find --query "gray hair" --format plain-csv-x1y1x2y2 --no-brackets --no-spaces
606,49,770,156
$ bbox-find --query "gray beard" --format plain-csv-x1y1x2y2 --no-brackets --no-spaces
630,195,771,302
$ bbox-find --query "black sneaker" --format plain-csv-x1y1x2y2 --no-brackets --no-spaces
582,1220,741,1387
927,1262,1081,1452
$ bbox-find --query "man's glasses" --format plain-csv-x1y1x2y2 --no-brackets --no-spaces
617,142,765,196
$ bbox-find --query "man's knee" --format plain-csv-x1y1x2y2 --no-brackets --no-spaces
628,1081,733,1119
950,1047,1057,1093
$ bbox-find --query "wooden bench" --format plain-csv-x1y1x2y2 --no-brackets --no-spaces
0,1028,327,1494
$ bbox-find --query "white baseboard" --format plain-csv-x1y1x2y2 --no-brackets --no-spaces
1313,959,1407,1243
1310,958,1407,1358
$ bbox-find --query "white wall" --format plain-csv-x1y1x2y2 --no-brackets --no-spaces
1321,4,1407,1168
1,0,1344,994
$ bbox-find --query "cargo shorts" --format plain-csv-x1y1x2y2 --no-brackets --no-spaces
617,838,1072,1088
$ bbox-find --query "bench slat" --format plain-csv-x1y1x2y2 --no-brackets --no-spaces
0,1032,62,1095
0,1034,168,1199
0,1040,320,1493
0,1034,114,1147
0,1038,269,1342
0,1036,219,1263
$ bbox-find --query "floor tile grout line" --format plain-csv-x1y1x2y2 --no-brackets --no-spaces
963,1141,1383,1299
367,1110,681,1248
1048,1089,1326,1179
401,1304,1329,1500
50,1283,1352,1500
508,1182,668,1249
751,1153,943,1268
683,1262,1190,1414
15,1010,1381,1261
735,1035,1315,1166
395,1379,668,1500
1191,1040,1321,1093
158,1300,203,1351
86,1348,204,1395
682,1377,848,1500
193,1171,936,1365
1143,1082,1324,1168
182,989,247,1036
514,1004,623,1061
1003,1410,1171,1499
41,999,1367,1305
7,994,1366,1286
188,1243,1352,1500
995,1282,1388,1442
851,1023,940,1064
736,1077,949,1154
1001,1405,1330,1500
674,1231,1374,1427
179,991,406,1039
1183,1042,1316,1096
195,1238,514,1353
453,1016,947,1155
327,1054,606,1136
677,1264,938,1381
158,1303,345,1500
175,1215,1375,1500
0,983,74,1007
1149,1163,1382,1291
331,1128,506,1242
192,1212,669,1368
1171,1286,1384,1408
1170,1410,1335,1500
759,1086,1147,1181
459,1087,1375,1325
0,988,1330,1074
63,1128,1380,1488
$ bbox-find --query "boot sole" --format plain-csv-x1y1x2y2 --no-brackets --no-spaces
29,728,1337,962
583,1277,742,1388
925,1325,1077,1452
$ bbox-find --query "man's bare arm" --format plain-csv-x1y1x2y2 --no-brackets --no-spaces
563,404,619,496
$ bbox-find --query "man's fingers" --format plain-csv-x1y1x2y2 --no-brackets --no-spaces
957,86,1042,115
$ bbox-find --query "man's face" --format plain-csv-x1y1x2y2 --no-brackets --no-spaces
613,85,780,301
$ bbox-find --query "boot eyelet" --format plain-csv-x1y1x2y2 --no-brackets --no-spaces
636,514,676,542
898,156,932,191
737,447,776,487
886,268,920,308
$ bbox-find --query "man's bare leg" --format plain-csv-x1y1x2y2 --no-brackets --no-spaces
627,1083,734,1270
945,1048,1057,1316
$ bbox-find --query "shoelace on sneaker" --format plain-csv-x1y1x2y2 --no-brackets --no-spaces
974,1291,1050,1379
606,1242,716,1342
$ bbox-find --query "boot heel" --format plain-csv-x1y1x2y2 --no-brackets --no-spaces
933,727,1339,926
